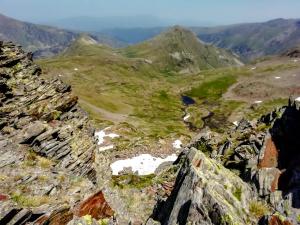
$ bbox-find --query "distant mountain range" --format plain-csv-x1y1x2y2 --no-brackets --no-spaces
192,18,300,60
1,12,300,60
45,15,216,32
0,13,78,58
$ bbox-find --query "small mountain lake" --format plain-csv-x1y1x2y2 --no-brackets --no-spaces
181,95,195,105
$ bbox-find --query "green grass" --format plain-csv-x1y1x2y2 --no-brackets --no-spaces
246,98,288,119
186,75,237,100
112,174,155,189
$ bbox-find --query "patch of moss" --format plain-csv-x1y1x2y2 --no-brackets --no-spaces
232,186,242,201
11,193,51,207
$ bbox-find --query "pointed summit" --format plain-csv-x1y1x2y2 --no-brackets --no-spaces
122,26,242,74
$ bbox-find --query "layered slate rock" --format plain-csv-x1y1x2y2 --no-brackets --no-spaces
0,41,114,224
0,41,96,180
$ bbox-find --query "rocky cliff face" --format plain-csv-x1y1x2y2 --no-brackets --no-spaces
0,41,114,224
149,99,300,225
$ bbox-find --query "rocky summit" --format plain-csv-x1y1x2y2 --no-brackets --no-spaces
1,41,300,225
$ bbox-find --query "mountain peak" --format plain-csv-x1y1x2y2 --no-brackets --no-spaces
122,26,242,74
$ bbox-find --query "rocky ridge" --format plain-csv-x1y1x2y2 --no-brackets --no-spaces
0,41,114,224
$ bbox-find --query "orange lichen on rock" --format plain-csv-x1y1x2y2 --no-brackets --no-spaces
75,191,114,220
268,215,294,225
259,138,279,168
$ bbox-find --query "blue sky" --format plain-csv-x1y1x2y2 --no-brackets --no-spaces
1,0,300,25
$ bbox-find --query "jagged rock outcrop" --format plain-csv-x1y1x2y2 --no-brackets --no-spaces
154,99,300,224
0,41,114,224
152,148,257,225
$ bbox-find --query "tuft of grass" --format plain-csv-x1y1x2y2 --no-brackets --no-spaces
23,150,53,169
112,174,155,189
249,200,270,219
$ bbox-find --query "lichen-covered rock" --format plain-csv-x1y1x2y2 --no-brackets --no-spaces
153,148,257,225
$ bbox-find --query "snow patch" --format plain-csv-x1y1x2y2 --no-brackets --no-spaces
74,68,79,71
251,67,257,70
254,100,263,104
275,76,281,79
95,128,120,152
183,114,190,121
99,145,114,152
295,97,300,102
293,59,298,63
107,133,119,138
110,154,178,175
173,140,182,149
233,121,239,126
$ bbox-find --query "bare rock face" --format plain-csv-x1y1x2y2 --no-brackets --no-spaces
0,41,114,224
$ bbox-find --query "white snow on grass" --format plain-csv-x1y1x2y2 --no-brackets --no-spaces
74,68,79,71
95,130,106,145
107,133,120,138
233,121,239,126
254,100,263,104
110,154,178,175
173,140,182,149
183,114,190,121
295,97,300,102
251,67,257,70
95,128,120,152
99,145,114,152
275,76,281,79
293,59,299,63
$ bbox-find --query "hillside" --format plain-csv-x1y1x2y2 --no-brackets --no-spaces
38,29,300,162
192,18,300,60
121,26,243,74
0,13,79,58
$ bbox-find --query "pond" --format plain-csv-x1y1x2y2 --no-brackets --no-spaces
181,95,195,105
